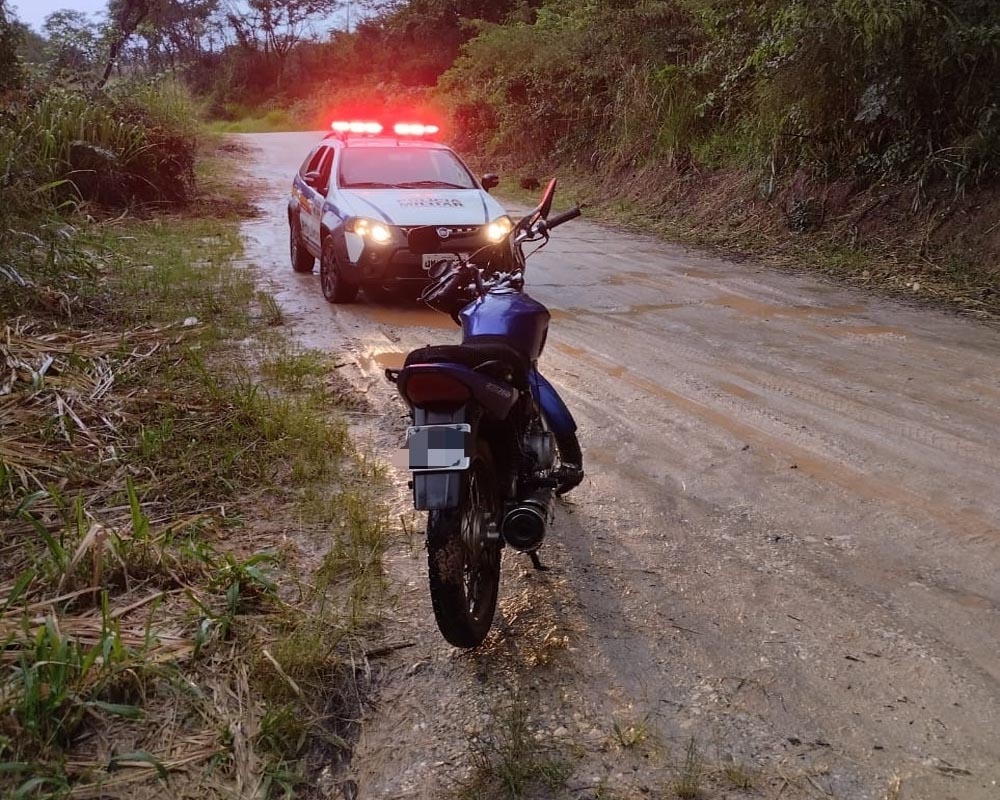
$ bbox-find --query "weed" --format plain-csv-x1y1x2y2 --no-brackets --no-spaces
260,347,328,393
672,738,704,799
612,714,651,750
720,760,758,790
458,694,572,800
257,290,285,327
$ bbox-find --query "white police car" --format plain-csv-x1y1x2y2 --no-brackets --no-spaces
288,120,512,303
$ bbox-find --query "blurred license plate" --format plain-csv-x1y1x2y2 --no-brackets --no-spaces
422,253,462,272
407,424,471,471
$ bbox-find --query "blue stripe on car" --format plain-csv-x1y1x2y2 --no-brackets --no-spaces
322,201,345,220
350,195,396,224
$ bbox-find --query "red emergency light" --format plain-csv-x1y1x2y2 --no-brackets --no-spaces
393,123,440,137
331,120,384,135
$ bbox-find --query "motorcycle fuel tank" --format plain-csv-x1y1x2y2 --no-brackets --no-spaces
460,290,550,361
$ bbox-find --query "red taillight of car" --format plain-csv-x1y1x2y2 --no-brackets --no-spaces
402,371,471,406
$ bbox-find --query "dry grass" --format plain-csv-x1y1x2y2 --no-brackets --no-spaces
0,180,389,797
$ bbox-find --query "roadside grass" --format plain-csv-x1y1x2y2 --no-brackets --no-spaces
0,165,389,796
206,110,312,135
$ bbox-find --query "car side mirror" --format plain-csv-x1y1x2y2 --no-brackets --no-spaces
481,173,500,192
303,170,324,190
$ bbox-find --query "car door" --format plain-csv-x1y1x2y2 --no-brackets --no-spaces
300,146,334,252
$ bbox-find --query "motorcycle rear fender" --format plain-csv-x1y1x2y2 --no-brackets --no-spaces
531,369,577,437
398,362,519,420
412,407,473,511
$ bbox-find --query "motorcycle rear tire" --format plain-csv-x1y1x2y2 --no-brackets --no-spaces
426,449,501,648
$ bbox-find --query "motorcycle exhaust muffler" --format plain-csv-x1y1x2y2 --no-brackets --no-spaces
501,488,553,552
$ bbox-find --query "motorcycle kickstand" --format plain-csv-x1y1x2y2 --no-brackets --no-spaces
528,551,549,572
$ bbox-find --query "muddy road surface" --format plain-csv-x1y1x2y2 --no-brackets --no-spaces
236,132,1000,799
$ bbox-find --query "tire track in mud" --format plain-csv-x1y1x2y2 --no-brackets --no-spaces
551,339,1000,544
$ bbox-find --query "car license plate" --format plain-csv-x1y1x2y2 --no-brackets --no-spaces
407,424,471,471
422,253,462,272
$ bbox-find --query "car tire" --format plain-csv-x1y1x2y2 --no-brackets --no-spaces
320,237,359,303
290,217,314,274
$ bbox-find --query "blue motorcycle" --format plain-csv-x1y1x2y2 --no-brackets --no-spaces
385,180,583,647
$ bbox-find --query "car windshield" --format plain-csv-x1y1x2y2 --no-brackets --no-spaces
339,147,477,190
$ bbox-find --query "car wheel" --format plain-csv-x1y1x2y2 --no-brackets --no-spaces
290,217,314,274
320,237,359,303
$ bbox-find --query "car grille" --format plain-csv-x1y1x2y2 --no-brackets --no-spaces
397,225,482,237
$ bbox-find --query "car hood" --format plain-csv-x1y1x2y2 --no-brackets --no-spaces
339,189,508,226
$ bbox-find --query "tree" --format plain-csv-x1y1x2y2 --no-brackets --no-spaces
43,9,103,79
223,0,342,86
137,0,219,70
99,0,161,87
0,0,24,92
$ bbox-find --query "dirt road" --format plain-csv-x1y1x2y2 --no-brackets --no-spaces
237,132,1000,799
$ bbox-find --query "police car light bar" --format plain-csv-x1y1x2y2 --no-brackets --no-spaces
393,123,440,137
331,121,384,135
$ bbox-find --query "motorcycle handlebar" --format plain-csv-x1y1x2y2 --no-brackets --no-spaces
538,206,581,233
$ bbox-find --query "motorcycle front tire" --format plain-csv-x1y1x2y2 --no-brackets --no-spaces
426,447,501,648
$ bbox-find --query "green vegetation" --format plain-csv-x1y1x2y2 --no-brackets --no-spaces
0,202,389,795
1,15,390,792
457,694,572,800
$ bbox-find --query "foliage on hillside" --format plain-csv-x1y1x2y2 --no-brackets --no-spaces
0,6,201,317
443,0,1000,196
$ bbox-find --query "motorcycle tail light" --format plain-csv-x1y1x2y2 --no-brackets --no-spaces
403,372,471,406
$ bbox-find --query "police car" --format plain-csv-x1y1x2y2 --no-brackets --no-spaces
288,120,512,303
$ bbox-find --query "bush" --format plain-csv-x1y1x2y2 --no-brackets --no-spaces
441,0,1000,193
0,77,202,316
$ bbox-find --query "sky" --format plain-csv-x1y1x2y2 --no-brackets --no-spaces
10,0,108,31
9,0,354,34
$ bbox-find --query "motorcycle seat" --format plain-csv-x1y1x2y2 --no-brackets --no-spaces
404,338,529,390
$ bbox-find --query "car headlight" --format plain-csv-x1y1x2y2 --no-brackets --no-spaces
485,216,513,243
350,218,392,244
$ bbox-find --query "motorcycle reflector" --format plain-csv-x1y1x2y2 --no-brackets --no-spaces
402,371,471,406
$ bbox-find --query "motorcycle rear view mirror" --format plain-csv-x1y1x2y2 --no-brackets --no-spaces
516,178,559,234
537,178,557,219
407,226,442,255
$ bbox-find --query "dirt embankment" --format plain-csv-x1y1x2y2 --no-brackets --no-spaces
537,162,1000,320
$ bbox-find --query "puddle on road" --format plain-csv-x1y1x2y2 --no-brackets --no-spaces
550,303,686,320
603,271,658,287
709,293,866,320
355,305,456,330
373,351,406,370
619,303,685,315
